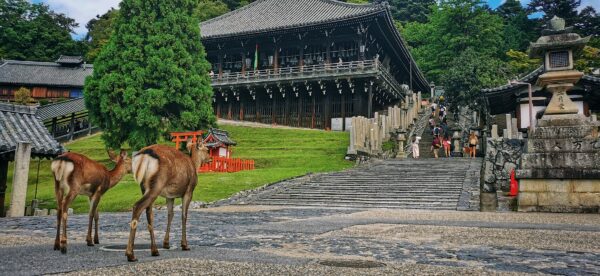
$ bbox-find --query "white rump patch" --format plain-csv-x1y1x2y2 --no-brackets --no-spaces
132,154,159,184
51,160,74,195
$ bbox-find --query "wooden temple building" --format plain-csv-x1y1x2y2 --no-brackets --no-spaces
200,0,429,130
482,67,600,132
0,56,92,101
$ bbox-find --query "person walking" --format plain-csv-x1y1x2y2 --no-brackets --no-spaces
468,132,478,158
411,135,421,159
443,135,451,158
431,134,441,159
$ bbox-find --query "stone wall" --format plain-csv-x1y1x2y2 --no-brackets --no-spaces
483,138,525,193
519,179,600,213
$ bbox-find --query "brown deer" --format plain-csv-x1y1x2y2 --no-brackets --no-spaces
51,150,132,253
125,140,210,262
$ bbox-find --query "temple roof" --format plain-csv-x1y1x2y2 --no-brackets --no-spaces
0,103,64,159
200,0,386,39
0,59,93,88
204,128,237,147
36,98,86,121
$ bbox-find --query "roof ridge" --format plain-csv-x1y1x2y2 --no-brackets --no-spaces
0,102,37,114
38,97,84,109
200,0,265,26
315,0,382,8
2,60,62,67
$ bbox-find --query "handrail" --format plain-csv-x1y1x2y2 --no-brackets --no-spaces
210,59,404,96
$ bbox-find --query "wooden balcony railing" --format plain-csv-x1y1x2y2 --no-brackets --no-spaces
210,59,405,97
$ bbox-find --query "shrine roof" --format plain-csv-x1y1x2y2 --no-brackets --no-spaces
205,128,237,146
0,103,64,159
200,0,385,39
0,59,93,88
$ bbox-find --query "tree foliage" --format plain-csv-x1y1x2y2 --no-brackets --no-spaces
14,87,33,105
389,0,436,24
85,0,216,150
85,8,119,62
0,0,85,61
506,50,541,77
195,0,231,22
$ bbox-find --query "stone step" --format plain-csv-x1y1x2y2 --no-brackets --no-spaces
266,195,461,201
255,198,459,205
253,200,458,209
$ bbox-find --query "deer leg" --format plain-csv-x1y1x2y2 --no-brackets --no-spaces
86,197,94,246
163,198,174,249
94,203,100,244
181,191,193,251
54,182,63,251
60,191,78,254
125,189,160,262
145,204,159,256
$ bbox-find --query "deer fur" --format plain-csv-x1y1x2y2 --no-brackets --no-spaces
125,140,210,262
51,150,132,253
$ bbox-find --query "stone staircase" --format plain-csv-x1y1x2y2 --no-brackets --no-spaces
235,158,482,210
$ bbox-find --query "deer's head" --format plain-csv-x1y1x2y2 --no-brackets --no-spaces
187,139,212,166
109,149,133,173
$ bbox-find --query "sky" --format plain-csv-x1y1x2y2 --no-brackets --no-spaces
31,0,600,39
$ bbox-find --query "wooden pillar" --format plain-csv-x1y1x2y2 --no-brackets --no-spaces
311,95,316,129
298,94,303,127
324,92,331,129
285,91,291,126
227,101,232,120
241,52,246,75
69,113,75,141
240,102,244,121
8,142,31,217
341,93,346,131
218,52,223,77
367,82,373,118
299,46,304,71
0,159,8,217
272,96,276,125
273,45,279,73
256,93,260,122
357,87,365,117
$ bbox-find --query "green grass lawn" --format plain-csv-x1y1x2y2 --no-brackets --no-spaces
5,125,353,214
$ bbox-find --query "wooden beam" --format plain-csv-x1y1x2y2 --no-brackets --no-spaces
0,159,8,217
368,82,373,118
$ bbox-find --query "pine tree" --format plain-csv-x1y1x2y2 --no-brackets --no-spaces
85,0,216,150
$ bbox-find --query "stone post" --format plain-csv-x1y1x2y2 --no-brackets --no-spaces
396,132,407,159
511,118,518,139
347,117,357,155
491,124,499,139
505,114,512,139
9,142,31,217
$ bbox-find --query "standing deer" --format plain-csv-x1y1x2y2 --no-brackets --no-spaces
125,140,210,262
51,150,132,253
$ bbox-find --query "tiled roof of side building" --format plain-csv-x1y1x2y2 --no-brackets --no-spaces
36,97,87,121
0,59,93,87
0,103,64,158
200,0,385,39
207,128,237,146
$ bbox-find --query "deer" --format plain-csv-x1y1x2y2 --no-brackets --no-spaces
125,139,210,262
51,150,132,254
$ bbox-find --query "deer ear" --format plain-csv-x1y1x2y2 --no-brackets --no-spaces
107,149,118,162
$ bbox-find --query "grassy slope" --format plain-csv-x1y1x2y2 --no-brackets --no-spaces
5,125,352,213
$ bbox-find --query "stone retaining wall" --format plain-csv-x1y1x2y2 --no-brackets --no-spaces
483,138,525,193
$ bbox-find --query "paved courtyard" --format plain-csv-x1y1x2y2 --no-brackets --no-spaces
0,205,599,275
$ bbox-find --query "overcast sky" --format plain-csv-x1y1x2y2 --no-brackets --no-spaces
31,0,600,39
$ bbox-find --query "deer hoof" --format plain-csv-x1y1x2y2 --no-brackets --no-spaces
87,240,94,246
162,242,170,249
126,254,137,262
60,247,67,254
181,244,190,251
94,238,99,244
54,244,60,251
151,250,160,257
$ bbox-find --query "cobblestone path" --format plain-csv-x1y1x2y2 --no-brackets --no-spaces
0,206,599,275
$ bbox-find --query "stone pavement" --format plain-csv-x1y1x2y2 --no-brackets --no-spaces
0,206,599,275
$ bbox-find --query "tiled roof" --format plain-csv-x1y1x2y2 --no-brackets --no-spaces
204,128,237,146
55,55,84,65
482,66,544,93
0,59,93,87
200,0,385,39
0,103,64,158
36,98,86,121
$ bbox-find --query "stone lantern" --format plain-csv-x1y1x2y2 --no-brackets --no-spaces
451,128,462,157
396,131,407,159
529,16,590,115
516,17,600,213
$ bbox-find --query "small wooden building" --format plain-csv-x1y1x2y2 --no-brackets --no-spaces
0,56,93,101
0,103,63,216
482,67,600,131
203,128,237,158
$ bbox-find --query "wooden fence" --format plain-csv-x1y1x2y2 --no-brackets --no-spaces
199,156,255,173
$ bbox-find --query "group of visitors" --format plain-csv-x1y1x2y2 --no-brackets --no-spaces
410,101,479,159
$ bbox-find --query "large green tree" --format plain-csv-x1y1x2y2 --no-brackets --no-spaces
389,0,436,24
85,0,216,150
195,0,231,21
496,0,536,53
0,0,85,61
85,8,119,62
403,0,506,84
527,0,580,25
